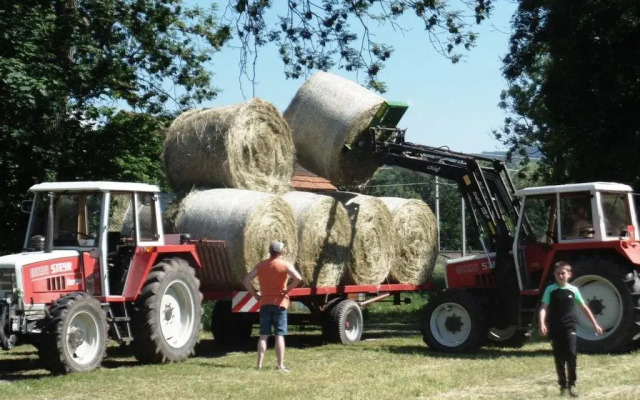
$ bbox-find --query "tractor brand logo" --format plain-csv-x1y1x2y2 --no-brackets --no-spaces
29,261,73,279
426,165,441,173
455,264,480,275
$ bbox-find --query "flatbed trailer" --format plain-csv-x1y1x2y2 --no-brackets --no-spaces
202,278,433,345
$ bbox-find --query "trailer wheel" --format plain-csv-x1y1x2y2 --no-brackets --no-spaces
571,256,640,353
420,289,488,352
486,325,531,348
132,258,202,363
39,293,107,374
210,300,253,345
324,299,363,344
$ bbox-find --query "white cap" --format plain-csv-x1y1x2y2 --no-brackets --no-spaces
269,241,285,253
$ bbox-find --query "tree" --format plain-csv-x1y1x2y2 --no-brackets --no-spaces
223,0,494,92
496,0,640,189
0,1,230,253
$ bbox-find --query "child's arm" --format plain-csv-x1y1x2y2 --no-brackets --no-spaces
580,304,604,335
538,303,548,336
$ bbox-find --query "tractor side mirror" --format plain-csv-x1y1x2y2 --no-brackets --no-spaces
20,200,32,214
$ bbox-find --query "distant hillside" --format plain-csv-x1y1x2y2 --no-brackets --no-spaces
479,146,543,167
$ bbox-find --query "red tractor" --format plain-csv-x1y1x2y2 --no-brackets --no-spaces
369,122,640,353
0,182,203,373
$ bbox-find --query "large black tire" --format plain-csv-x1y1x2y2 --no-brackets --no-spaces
132,258,202,363
486,325,531,348
570,256,640,353
210,300,253,345
420,289,488,352
323,299,363,344
38,293,108,374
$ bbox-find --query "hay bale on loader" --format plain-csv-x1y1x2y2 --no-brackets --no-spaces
281,191,351,287
163,98,294,193
174,189,298,290
284,72,385,186
379,197,438,284
325,192,394,285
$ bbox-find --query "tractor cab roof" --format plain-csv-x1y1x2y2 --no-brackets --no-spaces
29,181,161,193
515,182,632,198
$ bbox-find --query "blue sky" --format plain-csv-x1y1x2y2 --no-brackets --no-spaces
203,1,518,154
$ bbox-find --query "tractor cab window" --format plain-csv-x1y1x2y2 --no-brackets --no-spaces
518,195,557,245
30,192,102,247
136,193,159,242
560,193,594,240
601,192,632,238
111,192,159,244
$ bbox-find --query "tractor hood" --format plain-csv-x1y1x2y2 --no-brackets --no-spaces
0,250,79,300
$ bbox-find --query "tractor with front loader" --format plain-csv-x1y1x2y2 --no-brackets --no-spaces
360,102,640,353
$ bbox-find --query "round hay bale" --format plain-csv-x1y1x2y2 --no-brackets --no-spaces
325,192,394,285
281,191,351,287
284,72,385,186
174,189,298,290
163,97,294,193
379,197,438,284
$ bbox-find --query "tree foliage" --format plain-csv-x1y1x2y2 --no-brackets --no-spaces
0,0,230,253
496,0,640,189
223,0,493,93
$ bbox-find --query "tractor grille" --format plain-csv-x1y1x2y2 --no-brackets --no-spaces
0,267,16,298
47,276,66,291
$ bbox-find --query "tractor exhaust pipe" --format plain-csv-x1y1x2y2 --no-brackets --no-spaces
44,192,54,253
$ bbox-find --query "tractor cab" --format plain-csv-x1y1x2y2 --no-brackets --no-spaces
22,181,165,298
512,182,638,290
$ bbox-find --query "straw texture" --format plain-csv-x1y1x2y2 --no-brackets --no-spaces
379,197,438,284
174,189,297,290
163,98,294,193
282,191,350,287
284,72,385,186
326,192,394,285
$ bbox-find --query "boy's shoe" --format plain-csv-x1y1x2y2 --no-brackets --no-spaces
560,387,567,396
276,365,290,373
568,386,579,398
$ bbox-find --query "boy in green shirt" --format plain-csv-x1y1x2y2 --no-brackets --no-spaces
539,261,603,397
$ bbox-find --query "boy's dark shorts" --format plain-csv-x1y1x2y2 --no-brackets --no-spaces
259,304,288,336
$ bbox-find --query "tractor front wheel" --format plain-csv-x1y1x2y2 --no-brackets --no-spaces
39,293,107,374
132,258,202,363
420,289,488,352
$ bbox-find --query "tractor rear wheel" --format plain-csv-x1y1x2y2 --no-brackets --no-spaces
420,289,488,352
132,258,202,363
39,293,107,374
571,256,640,353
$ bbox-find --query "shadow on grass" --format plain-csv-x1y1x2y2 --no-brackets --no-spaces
372,343,553,359
0,357,48,381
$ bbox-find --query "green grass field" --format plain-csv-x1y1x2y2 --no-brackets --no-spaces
1,293,639,400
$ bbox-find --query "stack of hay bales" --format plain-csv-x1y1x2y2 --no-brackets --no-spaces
163,98,299,291
174,189,298,290
281,191,351,287
325,192,394,285
284,71,386,186
163,97,294,193
379,197,438,284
